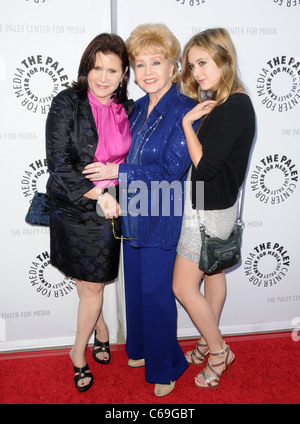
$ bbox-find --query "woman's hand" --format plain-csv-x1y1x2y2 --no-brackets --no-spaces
182,100,216,126
82,162,119,181
181,100,215,168
97,192,121,219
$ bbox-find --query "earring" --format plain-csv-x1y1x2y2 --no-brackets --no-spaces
119,80,123,88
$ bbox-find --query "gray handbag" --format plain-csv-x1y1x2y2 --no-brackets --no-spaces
198,186,245,274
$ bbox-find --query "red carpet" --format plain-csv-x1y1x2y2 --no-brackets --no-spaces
0,332,299,405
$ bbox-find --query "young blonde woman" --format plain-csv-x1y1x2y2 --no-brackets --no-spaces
173,28,255,389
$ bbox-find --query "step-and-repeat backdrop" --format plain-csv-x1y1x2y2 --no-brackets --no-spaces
0,0,299,352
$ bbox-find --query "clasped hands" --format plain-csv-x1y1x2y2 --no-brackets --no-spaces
82,162,120,220
96,191,121,220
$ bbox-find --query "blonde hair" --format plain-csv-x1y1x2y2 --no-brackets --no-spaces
126,23,181,83
181,28,245,105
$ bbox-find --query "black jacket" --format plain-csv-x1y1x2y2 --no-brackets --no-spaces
46,88,134,209
192,93,255,210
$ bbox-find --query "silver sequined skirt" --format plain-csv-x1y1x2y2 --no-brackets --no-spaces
177,168,238,263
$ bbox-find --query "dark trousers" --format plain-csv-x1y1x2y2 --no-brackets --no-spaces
123,242,188,384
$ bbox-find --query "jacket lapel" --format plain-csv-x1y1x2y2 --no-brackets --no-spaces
78,95,98,159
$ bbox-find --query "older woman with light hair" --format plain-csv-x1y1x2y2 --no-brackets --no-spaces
83,23,198,397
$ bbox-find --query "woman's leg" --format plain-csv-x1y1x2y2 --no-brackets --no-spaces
204,271,227,325
124,244,187,390
93,308,110,362
70,279,105,389
188,271,226,354
173,255,224,353
140,247,188,386
123,242,144,360
173,255,234,387
76,280,109,361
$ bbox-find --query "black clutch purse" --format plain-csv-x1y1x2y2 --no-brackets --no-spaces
25,192,50,226
198,185,246,274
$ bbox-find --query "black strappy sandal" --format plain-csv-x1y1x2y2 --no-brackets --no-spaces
92,330,111,364
73,363,94,392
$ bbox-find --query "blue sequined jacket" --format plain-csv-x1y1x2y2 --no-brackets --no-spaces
119,83,197,249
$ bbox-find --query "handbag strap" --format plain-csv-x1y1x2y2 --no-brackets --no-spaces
237,183,246,223
197,183,246,228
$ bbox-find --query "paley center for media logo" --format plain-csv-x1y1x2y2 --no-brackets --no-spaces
21,158,49,201
256,55,300,112
13,54,69,114
244,241,290,288
250,153,298,205
273,0,300,7
175,0,206,6
29,251,76,298
25,0,49,3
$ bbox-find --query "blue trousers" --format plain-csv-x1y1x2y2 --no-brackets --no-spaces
123,242,188,384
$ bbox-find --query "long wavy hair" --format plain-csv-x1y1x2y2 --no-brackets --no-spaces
181,28,245,106
71,33,130,104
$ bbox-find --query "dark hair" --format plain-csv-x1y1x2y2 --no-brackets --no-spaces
71,33,130,104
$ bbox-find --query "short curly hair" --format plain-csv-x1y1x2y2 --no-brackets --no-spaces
126,23,181,83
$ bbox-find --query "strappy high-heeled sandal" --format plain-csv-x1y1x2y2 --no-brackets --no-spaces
73,363,94,392
92,330,111,364
185,337,209,365
195,344,235,389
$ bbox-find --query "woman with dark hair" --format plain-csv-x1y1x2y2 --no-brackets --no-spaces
46,33,133,392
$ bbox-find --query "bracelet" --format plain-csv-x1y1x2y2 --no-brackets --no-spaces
96,190,104,201
96,188,108,202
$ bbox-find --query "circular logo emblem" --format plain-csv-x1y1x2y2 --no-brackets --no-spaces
29,251,76,298
25,0,49,3
13,54,69,114
21,158,49,201
175,0,206,6
250,154,298,204
244,242,290,288
273,0,300,7
256,55,300,112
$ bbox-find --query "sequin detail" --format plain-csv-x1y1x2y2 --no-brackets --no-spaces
128,114,163,164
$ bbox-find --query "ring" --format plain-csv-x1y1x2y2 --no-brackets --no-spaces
96,173,101,179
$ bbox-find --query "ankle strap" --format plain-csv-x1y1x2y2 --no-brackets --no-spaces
209,344,230,357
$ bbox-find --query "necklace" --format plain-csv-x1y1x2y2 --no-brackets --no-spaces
130,111,141,133
128,113,162,165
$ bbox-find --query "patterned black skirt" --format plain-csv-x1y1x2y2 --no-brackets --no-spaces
49,194,121,283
